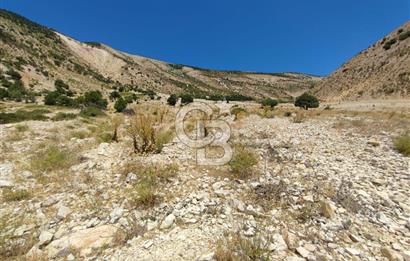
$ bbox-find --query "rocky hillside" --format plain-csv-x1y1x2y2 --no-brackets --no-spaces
0,9,320,100
314,21,410,101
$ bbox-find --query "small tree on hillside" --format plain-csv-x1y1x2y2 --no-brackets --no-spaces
114,97,127,112
167,94,178,106
294,93,319,110
261,98,278,108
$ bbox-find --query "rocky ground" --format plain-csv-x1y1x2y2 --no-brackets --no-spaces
0,100,409,261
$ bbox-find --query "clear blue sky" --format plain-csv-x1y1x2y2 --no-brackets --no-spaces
1,0,408,76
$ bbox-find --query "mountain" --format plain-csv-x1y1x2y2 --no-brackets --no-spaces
314,21,410,101
0,9,320,100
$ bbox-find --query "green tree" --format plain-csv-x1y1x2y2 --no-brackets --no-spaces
294,93,319,110
261,98,278,108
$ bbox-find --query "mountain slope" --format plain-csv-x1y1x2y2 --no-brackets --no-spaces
0,9,320,100
314,21,410,101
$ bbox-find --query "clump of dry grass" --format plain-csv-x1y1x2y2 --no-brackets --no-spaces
126,163,179,208
0,214,37,259
30,145,76,174
2,189,31,202
155,129,174,152
229,144,258,179
15,124,29,132
394,132,410,156
214,232,271,261
70,130,90,139
257,107,275,119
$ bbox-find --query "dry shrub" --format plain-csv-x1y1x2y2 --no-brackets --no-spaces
253,180,292,209
127,105,175,153
111,114,124,142
394,132,410,156
293,110,306,123
127,113,157,153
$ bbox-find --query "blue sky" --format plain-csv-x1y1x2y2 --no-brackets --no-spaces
0,0,408,76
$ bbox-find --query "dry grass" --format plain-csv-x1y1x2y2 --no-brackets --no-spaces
256,107,275,119
30,145,77,176
127,113,157,153
15,124,29,132
155,129,175,153
229,144,258,179
110,114,124,142
126,163,179,208
2,188,31,202
70,130,90,139
214,232,271,261
0,214,37,259
127,106,175,154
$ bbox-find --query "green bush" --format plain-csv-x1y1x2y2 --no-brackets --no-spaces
56,95,76,107
261,98,278,108
398,31,410,41
294,93,319,110
80,107,105,117
0,109,50,124
114,97,127,112
180,94,193,104
0,88,9,99
54,79,73,96
383,38,397,50
167,94,178,106
82,91,108,109
7,80,27,102
7,70,21,81
225,93,253,102
44,91,59,105
208,94,224,101
394,133,410,156
109,90,121,101
51,112,77,121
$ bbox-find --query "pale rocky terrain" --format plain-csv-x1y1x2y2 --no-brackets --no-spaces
1,7,410,261
0,99,409,261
